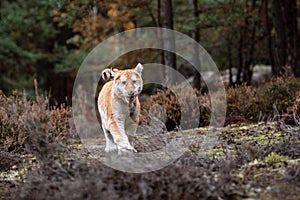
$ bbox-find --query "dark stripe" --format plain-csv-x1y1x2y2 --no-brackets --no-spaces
105,129,114,141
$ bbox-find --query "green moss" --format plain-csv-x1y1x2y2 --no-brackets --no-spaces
207,148,225,156
265,152,287,163
286,158,300,165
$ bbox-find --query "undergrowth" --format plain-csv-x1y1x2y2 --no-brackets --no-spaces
0,76,299,154
0,76,299,199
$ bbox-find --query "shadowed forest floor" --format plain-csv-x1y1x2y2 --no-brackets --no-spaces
1,121,299,200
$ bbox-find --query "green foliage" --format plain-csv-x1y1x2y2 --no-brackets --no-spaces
0,0,85,97
52,45,88,73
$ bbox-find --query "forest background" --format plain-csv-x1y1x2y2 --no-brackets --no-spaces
1,0,299,105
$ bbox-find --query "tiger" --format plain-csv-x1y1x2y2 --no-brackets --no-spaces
97,63,143,153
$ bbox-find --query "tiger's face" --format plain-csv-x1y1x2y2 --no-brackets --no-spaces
102,63,143,104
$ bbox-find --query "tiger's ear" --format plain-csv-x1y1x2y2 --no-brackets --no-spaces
134,63,143,75
102,68,119,80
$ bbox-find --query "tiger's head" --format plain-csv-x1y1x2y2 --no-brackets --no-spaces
102,63,144,104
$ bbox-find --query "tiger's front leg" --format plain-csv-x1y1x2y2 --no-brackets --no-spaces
125,119,138,152
108,116,137,153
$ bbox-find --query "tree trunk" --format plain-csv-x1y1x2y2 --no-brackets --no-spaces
157,0,165,65
162,0,176,75
263,0,275,72
271,0,299,77
191,0,201,90
236,34,243,85
243,0,257,85
227,39,233,86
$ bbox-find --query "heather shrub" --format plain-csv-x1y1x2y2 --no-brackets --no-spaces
262,77,300,114
144,88,181,131
142,87,211,131
225,77,300,124
0,91,28,152
0,90,75,158
294,93,300,117
284,91,300,125
142,76,300,128
226,85,259,124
